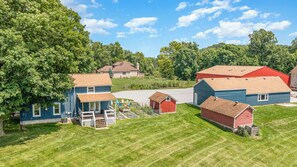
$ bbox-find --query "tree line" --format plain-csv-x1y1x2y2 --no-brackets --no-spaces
157,29,297,80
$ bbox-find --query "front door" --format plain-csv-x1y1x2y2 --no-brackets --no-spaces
89,102,101,113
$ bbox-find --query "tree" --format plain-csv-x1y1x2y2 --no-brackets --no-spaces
157,55,174,79
173,48,198,80
248,29,277,66
289,37,297,53
0,0,94,134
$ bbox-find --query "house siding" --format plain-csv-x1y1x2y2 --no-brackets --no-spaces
21,85,113,123
20,102,64,122
160,98,176,113
214,90,246,103
246,92,291,106
235,108,253,128
291,74,297,90
194,80,215,105
201,108,234,129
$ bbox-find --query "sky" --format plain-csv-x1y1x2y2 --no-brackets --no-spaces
61,0,297,57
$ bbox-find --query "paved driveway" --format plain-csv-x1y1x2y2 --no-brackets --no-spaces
113,88,193,106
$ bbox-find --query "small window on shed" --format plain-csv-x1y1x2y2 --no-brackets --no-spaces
87,87,95,93
166,96,171,101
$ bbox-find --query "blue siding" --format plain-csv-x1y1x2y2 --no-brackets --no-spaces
95,86,111,92
20,102,64,121
246,92,290,106
194,81,215,105
214,89,246,103
21,85,113,122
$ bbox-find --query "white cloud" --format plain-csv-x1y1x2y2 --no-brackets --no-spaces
208,11,222,20
60,1,94,18
176,2,188,11
90,0,102,8
232,0,241,3
112,0,118,3
239,6,250,11
124,17,158,34
81,18,117,35
61,0,73,6
172,0,231,30
149,34,158,38
239,10,258,20
225,40,241,44
116,32,126,38
266,21,291,30
196,0,208,6
289,32,297,37
197,20,291,39
192,32,207,39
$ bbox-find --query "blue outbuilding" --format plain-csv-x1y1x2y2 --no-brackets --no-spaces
193,77,291,106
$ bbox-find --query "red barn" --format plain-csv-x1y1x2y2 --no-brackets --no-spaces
149,91,176,114
200,96,254,130
196,65,290,86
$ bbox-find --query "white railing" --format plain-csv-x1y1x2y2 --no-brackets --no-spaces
104,108,116,125
79,109,96,127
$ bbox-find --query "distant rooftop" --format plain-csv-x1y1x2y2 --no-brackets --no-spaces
197,65,264,76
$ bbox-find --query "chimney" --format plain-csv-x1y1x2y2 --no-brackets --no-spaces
136,62,140,71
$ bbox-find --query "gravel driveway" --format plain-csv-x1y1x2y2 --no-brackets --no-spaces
113,88,193,106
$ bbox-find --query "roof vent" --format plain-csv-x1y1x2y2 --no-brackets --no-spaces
214,97,218,100
245,78,248,80
211,78,214,80
235,101,239,106
263,77,266,80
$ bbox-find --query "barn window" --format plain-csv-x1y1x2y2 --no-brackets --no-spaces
32,104,41,117
166,96,171,101
87,86,95,93
258,94,269,101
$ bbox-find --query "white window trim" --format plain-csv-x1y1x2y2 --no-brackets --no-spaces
53,103,61,116
258,94,269,102
166,96,171,102
89,101,101,112
32,104,41,117
87,86,95,94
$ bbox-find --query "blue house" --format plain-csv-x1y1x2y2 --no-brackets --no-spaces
20,73,117,128
193,77,291,106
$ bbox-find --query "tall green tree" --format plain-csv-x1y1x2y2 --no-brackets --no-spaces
157,54,174,79
0,0,94,134
248,29,277,65
289,37,297,53
173,48,198,80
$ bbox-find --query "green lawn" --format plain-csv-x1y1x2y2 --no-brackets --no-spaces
111,77,195,92
1,104,297,166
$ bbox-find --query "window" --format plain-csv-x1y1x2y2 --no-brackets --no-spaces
258,94,269,101
89,102,100,112
123,72,126,75
53,103,61,115
87,87,95,93
166,96,171,101
32,104,41,117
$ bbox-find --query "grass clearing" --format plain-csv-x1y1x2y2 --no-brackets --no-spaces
1,104,297,166
111,77,195,92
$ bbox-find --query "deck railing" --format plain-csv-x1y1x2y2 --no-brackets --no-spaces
78,109,96,127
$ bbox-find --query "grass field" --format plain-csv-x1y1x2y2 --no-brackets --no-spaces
111,77,195,92
1,104,297,166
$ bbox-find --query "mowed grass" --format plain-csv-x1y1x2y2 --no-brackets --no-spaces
111,77,195,92
1,104,297,166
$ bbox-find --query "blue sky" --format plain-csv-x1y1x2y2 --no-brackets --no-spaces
61,0,297,57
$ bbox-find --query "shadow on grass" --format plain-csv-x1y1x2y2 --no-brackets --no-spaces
0,119,61,148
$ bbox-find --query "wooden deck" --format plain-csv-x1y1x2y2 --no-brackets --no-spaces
94,113,105,120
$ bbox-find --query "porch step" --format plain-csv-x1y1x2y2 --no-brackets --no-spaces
96,119,107,128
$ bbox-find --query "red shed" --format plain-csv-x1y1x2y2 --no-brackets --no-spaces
149,91,177,114
200,96,254,130
196,65,290,86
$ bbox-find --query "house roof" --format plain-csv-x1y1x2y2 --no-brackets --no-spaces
200,96,252,118
113,61,134,66
97,66,112,73
203,77,291,94
77,93,116,103
290,66,297,74
149,91,176,103
71,73,112,87
197,65,264,76
112,61,139,72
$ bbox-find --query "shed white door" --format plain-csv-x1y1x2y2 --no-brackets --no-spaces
194,93,198,105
